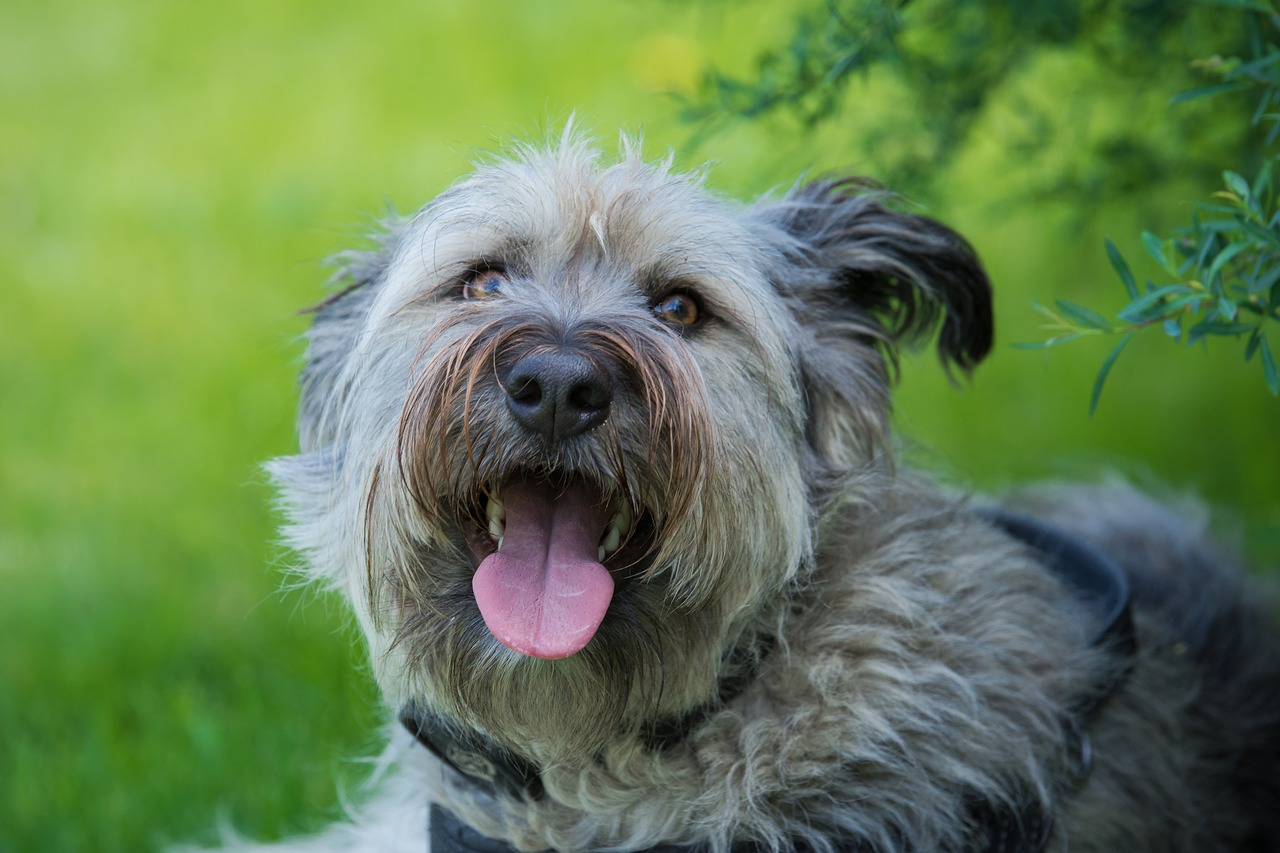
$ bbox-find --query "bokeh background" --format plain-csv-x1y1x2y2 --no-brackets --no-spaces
3,1,1276,850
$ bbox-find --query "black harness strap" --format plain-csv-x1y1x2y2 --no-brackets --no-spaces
982,509,1137,718
411,511,1137,853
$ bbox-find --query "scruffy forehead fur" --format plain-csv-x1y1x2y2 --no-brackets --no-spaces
228,134,1280,853
303,136,988,445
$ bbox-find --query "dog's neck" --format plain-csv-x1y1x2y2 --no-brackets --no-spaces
398,632,776,802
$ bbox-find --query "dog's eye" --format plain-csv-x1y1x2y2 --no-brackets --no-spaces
653,292,701,328
462,268,506,301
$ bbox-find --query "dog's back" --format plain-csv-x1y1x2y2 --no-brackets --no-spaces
1009,484,1280,851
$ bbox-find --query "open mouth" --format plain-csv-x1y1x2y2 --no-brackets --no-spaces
461,473,650,660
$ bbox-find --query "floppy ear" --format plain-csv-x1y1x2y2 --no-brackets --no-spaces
295,226,401,452
764,177,994,375
748,178,993,469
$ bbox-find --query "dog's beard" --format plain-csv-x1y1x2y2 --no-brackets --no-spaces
384,496,733,761
363,312,743,760
396,573,722,760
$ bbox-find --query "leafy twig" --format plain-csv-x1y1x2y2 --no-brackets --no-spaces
1026,3,1280,408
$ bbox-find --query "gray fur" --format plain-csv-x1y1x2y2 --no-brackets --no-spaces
221,134,1279,853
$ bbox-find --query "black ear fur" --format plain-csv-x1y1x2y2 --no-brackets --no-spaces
771,177,994,375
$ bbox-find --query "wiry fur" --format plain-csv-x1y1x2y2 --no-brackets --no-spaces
214,133,1280,853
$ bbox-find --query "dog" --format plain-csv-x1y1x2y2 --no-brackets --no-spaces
229,133,1280,852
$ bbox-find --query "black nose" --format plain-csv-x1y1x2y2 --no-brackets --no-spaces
503,352,612,441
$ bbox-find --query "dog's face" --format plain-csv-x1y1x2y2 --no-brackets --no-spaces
271,139,991,761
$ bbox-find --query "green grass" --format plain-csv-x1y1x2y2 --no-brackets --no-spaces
2,2,1277,851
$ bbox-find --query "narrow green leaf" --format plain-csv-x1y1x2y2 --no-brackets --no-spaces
1259,335,1280,394
1010,333,1089,350
1054,299,1113,331
1030,301,1068,325
1197,220,1247,233
1141,231,1169,270
1190,320,1255,337
1246,328,1264,361
1226,48,1280,80
1252,86,1274,127
1163,318,1183,338
1261,334,1280,395
1252,159,1273,203
1195,203,1248,216
1029,298,1059,318
1239,220,1280,247
1225,170,1252,201
1219,297,1239,321
1090,332,1134,417
1250,261,1280,294
1205,240,1252,290
1169,81,1254,105
1191,234,1219,272
1161,292,1211,316
1105,239,1140,299
1117,284,1193,323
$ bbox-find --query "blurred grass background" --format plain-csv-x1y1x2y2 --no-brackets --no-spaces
2,1,1276,850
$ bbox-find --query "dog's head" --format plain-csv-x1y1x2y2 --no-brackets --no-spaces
270,136,991,759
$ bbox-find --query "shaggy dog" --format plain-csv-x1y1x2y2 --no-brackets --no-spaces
227,135,1280,852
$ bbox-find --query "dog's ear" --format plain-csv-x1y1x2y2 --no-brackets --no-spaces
295,230,400,452
760,177,994,375
748,178,993,468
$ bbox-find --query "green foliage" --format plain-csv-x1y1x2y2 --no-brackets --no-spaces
681,1,905,129
683,0,1277,410
1023,3,1280,408
681,0,1228,196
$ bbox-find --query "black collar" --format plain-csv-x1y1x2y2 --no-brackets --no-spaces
406,510,1137,853
398,635,774,803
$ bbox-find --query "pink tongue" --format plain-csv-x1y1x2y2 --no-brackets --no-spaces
472,479,615,659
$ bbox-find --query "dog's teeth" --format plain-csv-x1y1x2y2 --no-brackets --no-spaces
598,545,607,561
610,504,633,537
486,497,505,523
602,525,621,555
485,496,506,543
596,504,633,561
